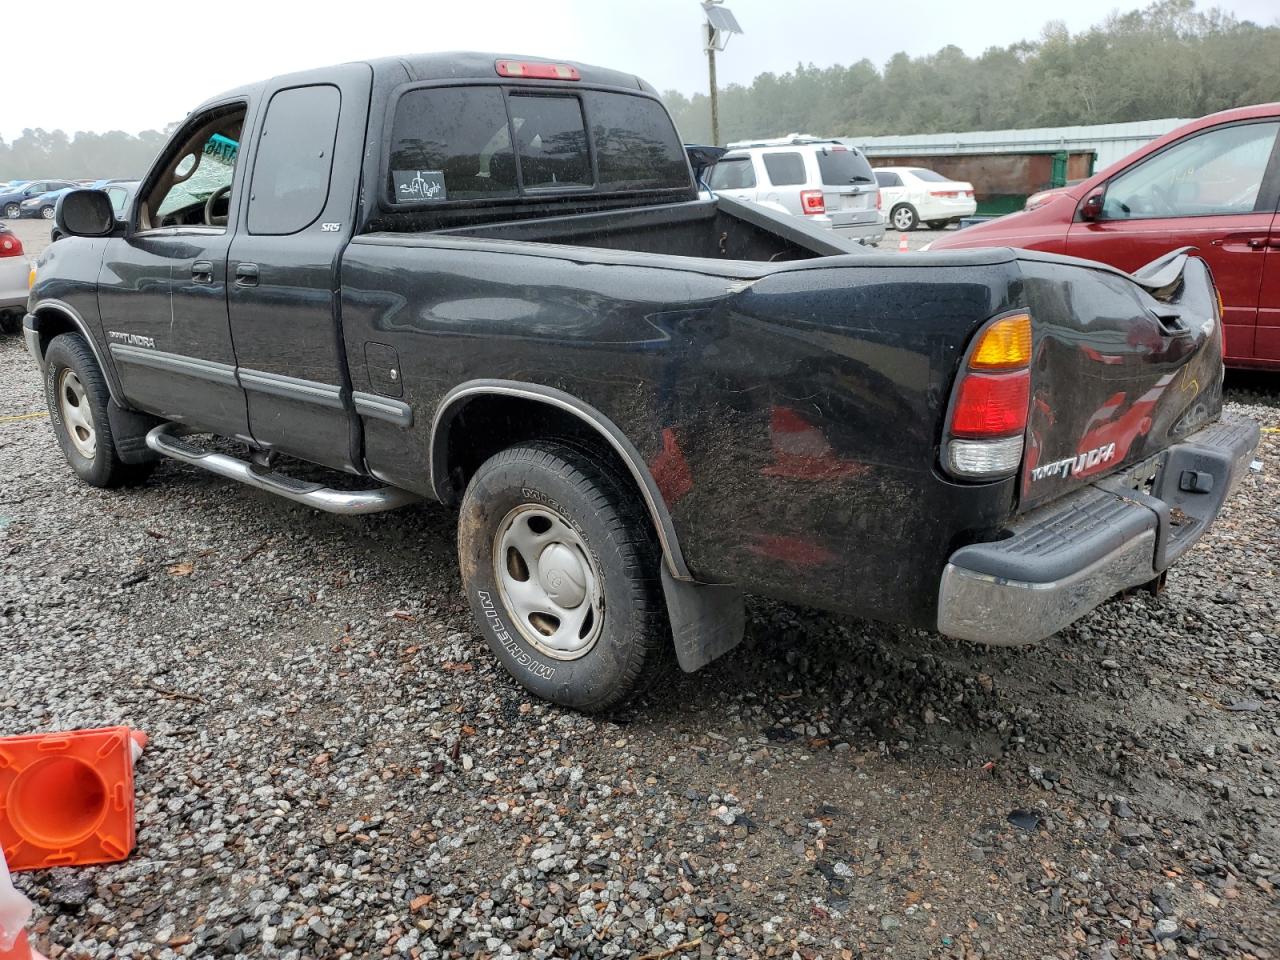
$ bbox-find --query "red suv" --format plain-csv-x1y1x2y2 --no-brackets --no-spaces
929,103,1280,369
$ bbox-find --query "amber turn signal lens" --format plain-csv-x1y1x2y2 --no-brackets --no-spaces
970,313,1031,369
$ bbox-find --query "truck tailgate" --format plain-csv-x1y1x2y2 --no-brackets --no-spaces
1015,252,1226,511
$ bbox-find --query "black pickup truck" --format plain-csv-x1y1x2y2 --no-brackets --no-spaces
26,53,1259,711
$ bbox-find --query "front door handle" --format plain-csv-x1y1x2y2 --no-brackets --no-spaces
191,260,213,284
235,263,260,287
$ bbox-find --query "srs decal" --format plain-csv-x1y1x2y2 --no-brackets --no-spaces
1030,442,1117,482
478,590,556,679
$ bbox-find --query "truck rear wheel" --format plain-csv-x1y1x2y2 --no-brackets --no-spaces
457,440,671,712
43,333,155,488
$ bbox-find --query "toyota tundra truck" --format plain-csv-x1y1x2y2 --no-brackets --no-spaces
24,53,1260,711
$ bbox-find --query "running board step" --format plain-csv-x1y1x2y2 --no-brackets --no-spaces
145,424,420,516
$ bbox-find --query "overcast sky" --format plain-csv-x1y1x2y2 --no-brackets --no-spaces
3,0,1277,142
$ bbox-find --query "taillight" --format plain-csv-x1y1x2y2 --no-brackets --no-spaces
951,373,1030,436
0,233,22,258
964,190,974,198
876,190,882,211
945,313,1032,479
800,190,825,215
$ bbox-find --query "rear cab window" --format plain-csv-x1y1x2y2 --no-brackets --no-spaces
386,84,691,209
761,152,807,187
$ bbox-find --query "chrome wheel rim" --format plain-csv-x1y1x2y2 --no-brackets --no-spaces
57,370,96,459
493,503,604,660
4,205,17,218
41,206,53,219
893,207,913,229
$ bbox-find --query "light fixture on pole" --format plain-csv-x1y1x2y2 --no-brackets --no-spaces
701,1,742,146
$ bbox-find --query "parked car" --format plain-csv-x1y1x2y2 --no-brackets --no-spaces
25,53,1258,712
708,136,884,244
20,186,74,219
874,167,977,231
927,103,1280,369
1023,179,1086,211
0,222,27,333
0,180,77,218
51,180,138,242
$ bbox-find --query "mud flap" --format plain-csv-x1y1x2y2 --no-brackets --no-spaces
107,401,163,465
660,567,746,673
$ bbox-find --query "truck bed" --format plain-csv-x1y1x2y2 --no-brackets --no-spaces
431,196,860,262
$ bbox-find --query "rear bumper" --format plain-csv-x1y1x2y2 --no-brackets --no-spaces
937,416,1261,645
0,255,28,310
832,220,885,245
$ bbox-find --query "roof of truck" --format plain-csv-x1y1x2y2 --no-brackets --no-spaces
196,52,655,111
377,52,653,91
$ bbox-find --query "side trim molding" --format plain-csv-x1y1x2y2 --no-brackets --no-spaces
429,379,691,581
353,391,414,428
109,343,239,387
239,368,345,408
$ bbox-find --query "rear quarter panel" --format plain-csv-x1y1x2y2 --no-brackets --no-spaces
340,238,1022,626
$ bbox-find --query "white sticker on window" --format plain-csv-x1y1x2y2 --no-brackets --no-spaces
393,169,447,202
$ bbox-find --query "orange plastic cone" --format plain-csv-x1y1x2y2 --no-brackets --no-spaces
897,234,910,253
0,727,146,872
0,845,45,960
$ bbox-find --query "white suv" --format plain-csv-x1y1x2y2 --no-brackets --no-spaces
708,136,884,245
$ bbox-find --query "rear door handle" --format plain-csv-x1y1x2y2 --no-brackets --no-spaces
235,263,260,287
191,260,213,284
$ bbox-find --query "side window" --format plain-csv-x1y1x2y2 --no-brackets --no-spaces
247,85,341,235
761,152,807,187
156,135,239,218
707,157,757,190
146,107,245,228
389,87,518,203
507,94,590,190
1103,121,1279,220
875,171,902,188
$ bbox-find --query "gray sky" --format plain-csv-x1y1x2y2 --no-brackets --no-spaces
3,0,1277,142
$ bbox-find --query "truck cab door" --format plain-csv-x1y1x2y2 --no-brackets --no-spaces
227,64,372,472
1066,120,1279,366
97,101,252,440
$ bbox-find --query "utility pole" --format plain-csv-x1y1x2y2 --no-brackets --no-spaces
700,2,741,147
707,20,719,146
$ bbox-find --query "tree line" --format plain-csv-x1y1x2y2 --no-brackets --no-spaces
663,0,1280,145
0,127,177,182
1,0,1277,178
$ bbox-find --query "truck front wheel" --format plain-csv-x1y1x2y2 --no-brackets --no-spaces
457,440,671,712
43,333,155,488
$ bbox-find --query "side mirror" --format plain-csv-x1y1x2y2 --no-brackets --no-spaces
1079,187,1105,222
55,189,116,238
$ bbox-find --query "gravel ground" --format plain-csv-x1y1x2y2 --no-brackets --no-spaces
1,327,1278,959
